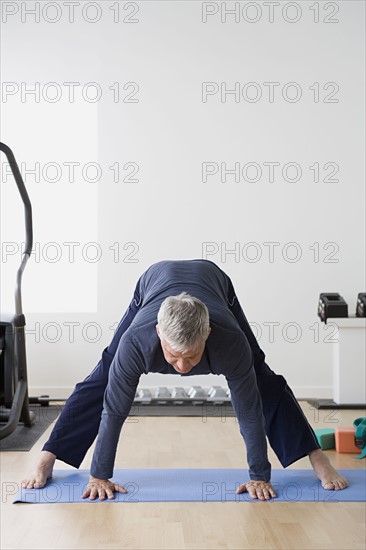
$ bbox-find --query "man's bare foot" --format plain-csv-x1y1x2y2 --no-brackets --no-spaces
21,451,56,489
309,449,348,490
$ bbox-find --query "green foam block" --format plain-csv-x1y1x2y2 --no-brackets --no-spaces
314,428,336,450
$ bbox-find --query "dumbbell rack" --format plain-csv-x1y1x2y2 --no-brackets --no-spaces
130,386,235,416
134,385,230,405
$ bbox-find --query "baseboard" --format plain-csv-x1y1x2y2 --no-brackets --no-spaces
29,387,73,400
290,386,333,400
29,385,334,402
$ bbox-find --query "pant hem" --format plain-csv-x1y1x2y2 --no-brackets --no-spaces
42,443,83,470
281,444,321,469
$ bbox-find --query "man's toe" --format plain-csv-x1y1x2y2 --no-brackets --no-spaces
338,479,348,489
323,479,349,490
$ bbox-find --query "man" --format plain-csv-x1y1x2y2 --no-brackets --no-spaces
23,259,348,501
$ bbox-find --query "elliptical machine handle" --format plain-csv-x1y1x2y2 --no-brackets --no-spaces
0,142,33,255
0,142,33,315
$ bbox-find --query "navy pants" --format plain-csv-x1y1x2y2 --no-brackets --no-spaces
43,277,320,470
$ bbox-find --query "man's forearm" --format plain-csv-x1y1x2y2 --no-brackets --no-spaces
238,414,271,482
235,393,271,481
90,413,126,479
227,365,271,482
90,338,142,479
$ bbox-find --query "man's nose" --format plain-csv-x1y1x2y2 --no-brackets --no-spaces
176,360,190,371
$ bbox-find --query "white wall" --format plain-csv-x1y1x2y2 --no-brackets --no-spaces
0,1,365,399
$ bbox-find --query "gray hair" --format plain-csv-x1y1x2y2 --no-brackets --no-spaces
157,292,210,352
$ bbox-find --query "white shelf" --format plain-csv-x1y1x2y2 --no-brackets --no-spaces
329,317,366,405
327,316,366,329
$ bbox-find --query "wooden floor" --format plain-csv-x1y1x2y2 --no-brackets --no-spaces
1,402,365,550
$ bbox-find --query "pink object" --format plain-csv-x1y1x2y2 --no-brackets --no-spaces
335,427,359,453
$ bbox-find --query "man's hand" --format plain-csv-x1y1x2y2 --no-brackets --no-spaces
82,476,128,501
236,480,277,500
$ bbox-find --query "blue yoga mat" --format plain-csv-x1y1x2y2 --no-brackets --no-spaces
14,468,366,504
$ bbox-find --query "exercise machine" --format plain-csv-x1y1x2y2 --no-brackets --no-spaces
0,142,35,439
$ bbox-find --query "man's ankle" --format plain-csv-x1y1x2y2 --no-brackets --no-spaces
309,448,323,458
39,450,57,463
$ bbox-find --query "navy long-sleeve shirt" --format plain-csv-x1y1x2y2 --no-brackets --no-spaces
90,260,271,481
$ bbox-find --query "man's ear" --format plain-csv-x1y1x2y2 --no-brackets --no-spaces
156,325,161,338
208,326,212,337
